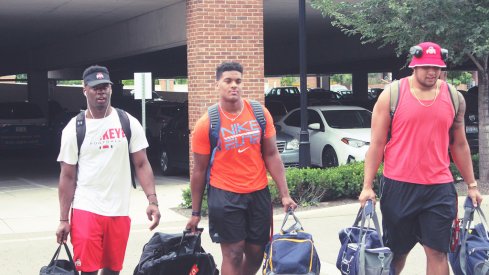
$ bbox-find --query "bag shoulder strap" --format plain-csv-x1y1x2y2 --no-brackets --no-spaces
389,80,400,119
76,110,86,157
114,108,136,189
206,104,221,186
249,99,266,138
446,82,460,119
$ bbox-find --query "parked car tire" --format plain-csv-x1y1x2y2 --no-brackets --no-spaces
160,148,175,175
322,146,339,168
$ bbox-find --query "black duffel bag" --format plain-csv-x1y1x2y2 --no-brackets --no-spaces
40,243,78,275
133,228,219,275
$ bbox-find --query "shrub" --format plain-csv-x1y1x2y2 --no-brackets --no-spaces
449,154,479,182
268,162,383,206
180,187,208,216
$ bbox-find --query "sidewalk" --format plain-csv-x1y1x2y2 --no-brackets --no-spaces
0,175,487,274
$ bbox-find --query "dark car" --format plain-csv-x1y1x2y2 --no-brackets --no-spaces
0,102,50,149
265,86,302,111
265,86,341,112
158,106,299,175
463,86,479,153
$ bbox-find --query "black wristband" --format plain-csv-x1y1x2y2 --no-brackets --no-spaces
191,211,201,217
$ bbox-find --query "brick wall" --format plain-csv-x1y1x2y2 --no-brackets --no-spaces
186,0,264,169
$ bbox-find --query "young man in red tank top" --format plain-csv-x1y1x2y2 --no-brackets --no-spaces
359,42,482,275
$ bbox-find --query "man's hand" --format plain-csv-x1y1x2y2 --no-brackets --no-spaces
468,187,483,208
359,187,377,207
281,196,298,212
56,222,70,244
146,205,161,230
185,216,201,233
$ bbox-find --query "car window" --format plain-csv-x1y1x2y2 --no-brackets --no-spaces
283,110,301,127
0,102,44,119
307,110,323,127
322,110,371,129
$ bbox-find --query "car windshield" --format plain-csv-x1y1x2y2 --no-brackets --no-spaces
322,110,371,129
0,102,44,119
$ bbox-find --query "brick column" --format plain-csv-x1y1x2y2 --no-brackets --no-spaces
186,0,264,169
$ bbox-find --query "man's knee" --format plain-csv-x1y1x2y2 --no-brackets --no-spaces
221,242,245,266
424,245,447,261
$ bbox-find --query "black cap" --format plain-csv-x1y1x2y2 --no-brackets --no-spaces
82,65,113,87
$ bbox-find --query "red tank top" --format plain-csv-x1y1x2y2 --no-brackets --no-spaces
383,77,455,184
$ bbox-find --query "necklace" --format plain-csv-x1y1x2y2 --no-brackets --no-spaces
409,77,440,107
87,105,110,119
219,102,244,122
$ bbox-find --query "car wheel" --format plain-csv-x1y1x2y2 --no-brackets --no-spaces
322,146,339,168
160,149,175,175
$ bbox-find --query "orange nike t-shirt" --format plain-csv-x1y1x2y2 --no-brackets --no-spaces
191,99,276,193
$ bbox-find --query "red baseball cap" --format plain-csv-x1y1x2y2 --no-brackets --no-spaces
408,42,447,68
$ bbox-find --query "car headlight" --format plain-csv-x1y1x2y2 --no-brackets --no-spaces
286,138,299,150
341,138,368,148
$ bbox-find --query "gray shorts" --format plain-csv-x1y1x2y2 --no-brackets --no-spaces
380,176,457,254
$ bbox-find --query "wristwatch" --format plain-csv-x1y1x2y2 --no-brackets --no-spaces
468,182,478,189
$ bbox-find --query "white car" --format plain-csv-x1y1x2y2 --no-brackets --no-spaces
275,105,372,168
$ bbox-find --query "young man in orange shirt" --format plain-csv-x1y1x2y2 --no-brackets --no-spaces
186,61,297,275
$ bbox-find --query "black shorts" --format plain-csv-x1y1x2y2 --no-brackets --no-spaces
380,176,457,254
207,185,272,246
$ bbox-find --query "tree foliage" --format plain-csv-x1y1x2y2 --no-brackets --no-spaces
310,0,489,69
310,0,489,183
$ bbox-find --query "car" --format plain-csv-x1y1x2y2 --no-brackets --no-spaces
275,105,372,168
158,107,299,175
368,88,383,100
265,86,341,112
307,88,343,105
265,86,302,111
0,101,50,150
463,86,479,153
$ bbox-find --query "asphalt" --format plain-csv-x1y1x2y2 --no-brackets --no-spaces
0,166,486,275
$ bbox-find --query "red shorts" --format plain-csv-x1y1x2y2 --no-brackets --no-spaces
70,209,131,272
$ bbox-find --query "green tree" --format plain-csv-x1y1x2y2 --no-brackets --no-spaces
331,74,352,88
310,0,489,183
281,76,297,86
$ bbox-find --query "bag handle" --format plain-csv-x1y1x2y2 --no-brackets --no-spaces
177,228,204,256
460,197,489,275
358,200,385,275
48,243,76,272
280,208,303,234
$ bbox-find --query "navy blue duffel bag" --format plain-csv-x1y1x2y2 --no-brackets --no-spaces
262,209,320,275
449,197,489,275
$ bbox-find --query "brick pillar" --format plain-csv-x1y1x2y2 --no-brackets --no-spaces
186,0,264,170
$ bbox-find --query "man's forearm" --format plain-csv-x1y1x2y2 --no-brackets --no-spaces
363,145,384,188
58,179,75,220
190,169,206,212
136,162,157,200
451,143,476,184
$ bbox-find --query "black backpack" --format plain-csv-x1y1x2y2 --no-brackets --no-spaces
75,108,136,188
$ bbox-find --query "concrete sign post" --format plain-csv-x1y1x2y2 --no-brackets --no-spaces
134,72,152,131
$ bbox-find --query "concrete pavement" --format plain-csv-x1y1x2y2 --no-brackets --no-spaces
0,172,486,274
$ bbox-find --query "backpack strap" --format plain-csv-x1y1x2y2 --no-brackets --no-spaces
76,110,86,157
115,108,136,189
389,80,400,119
447,83,460,119
206,103,221,186
249,99,266,138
